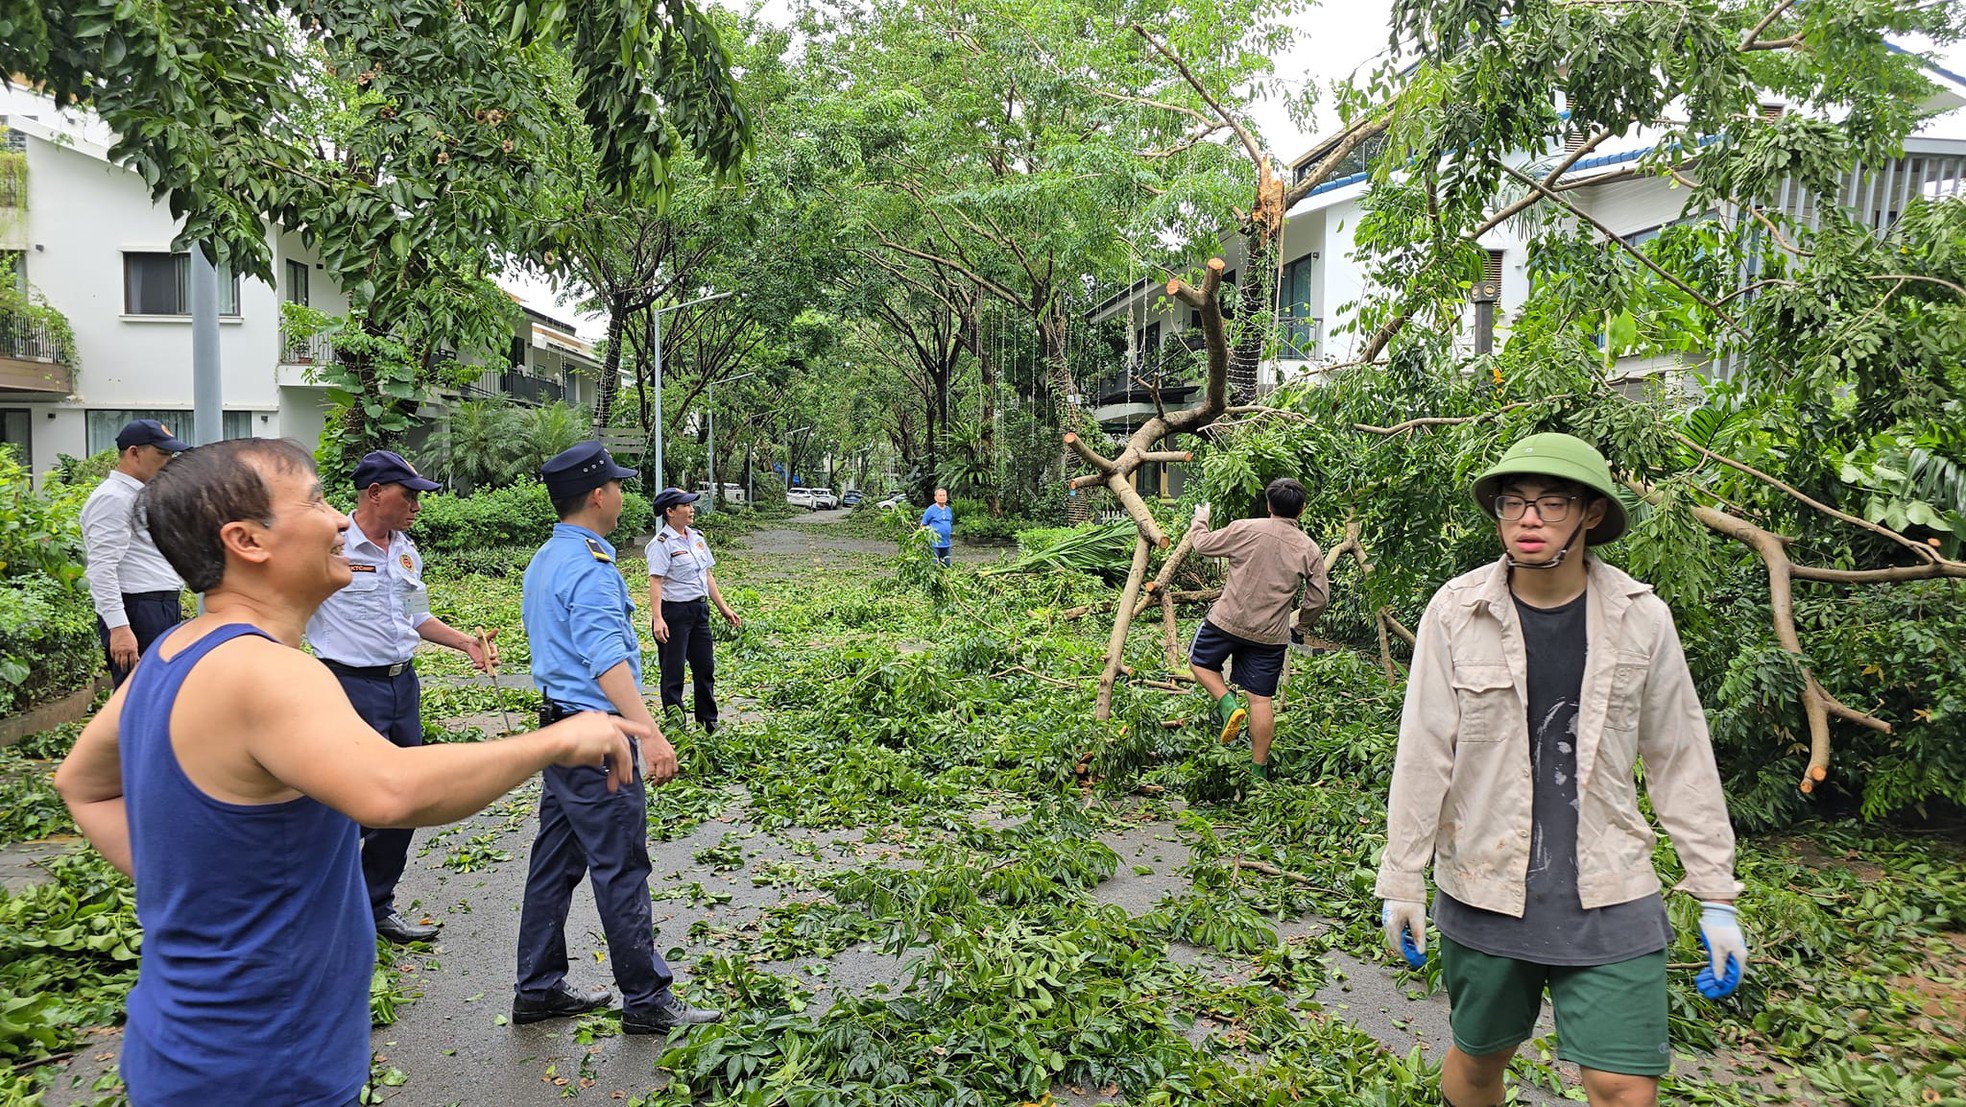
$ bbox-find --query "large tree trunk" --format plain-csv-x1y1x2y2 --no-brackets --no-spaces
591,296,628,435
1229,159,1288,402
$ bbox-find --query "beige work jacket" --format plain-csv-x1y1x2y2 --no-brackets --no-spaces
1374,556,1743,915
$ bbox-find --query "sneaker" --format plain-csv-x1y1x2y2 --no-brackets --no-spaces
622,989,724,1034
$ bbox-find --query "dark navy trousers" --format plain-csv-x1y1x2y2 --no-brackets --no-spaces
658,599,717,726
98,590,183,688
330,665,423,922
515,748,672,1014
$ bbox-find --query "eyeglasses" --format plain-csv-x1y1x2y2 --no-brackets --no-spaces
1493,494,1580,523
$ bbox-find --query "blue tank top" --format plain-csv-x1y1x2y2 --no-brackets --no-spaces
118,622,373,1107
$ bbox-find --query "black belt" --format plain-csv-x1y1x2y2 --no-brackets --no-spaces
540,701,619,725
660,597,708,607
323,658,415,679
122,590,181,601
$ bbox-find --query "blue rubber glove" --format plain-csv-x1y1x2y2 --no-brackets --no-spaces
1696,901,1747,999
1382,899,1428,969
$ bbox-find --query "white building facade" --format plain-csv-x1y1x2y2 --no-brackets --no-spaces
0,88,601,480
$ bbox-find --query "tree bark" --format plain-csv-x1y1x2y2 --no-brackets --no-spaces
591,294,628,435
1095,536,1155,719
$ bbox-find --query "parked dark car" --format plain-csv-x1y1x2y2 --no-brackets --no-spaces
842,490,864,506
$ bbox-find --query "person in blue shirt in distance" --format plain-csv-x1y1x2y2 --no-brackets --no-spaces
919,486,953,566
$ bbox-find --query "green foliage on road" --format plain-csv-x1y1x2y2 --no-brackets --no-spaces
4,537,1964,1103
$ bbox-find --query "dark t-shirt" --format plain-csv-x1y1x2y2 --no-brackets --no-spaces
1433,590,1672,966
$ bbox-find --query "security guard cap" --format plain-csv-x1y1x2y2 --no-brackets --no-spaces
650,487,700,513
541,442,637,501
1471,432,1628,544
353,449,441,492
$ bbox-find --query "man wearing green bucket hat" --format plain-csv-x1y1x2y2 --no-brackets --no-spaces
1377,432,1746,1107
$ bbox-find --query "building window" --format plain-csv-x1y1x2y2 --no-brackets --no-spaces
86,409,252,454
284,259,309,307
1135,321,1161,367
123,252,240,317
1279,255,1316,357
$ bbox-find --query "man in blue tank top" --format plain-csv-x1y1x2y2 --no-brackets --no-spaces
513,442,723,1033
54,438,647,1107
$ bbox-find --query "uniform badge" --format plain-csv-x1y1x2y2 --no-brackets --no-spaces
349,562,378,573
584,537,614,563
400,553,415,571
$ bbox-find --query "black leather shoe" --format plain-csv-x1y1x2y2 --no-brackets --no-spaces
622,990,723,1033
511,982,615,1025
375,912,440,944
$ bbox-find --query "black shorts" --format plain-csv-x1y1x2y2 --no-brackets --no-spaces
1188,619,1286,697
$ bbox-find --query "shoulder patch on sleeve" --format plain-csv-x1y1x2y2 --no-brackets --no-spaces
584,538,614,563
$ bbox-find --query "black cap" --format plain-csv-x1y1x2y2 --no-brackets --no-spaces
540,442,637,501
651,487,700,512
116,419,191,453
352,449,441,492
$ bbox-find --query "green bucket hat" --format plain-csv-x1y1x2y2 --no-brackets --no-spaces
1470,432,1628,544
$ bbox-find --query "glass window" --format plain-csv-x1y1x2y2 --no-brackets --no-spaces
122,252,240,316
86,409,254,453
284,259,309,306
1279,255,1316,357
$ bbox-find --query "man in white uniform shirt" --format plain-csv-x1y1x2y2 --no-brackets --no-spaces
307,450,496,943
81,419,189,686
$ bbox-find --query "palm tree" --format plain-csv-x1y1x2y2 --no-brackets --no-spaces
515,401,591,478
427,400,522,492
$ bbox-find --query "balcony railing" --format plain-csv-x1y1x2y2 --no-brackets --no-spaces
0,313,68,364
280,331,339,366
501,369,564,405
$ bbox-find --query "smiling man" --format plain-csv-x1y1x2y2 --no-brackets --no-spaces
1377,432,1747,1107
306,450,497,944
53,438,643,1107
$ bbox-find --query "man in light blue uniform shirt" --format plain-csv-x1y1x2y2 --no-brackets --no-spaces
307,449,495,944
513,442,722,1033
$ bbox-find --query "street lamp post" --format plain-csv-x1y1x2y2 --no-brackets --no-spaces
651,289,735,490
703,371,758,513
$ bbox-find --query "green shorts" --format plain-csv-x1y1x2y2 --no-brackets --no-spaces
1439,934,1671,1077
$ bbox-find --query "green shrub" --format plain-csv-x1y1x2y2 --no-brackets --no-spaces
0,453,97,716
410,481,653,555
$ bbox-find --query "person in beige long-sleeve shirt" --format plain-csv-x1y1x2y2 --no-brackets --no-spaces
1376,433,1745,1107
1185,477,1328,779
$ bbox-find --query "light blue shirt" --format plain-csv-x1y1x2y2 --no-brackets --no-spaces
645,524,715,603
306,515,429,666
921,503,953,545
523,523,641,713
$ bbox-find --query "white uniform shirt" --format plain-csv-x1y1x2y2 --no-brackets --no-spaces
646,524,715,603
80,470,184,629
306,516,431,666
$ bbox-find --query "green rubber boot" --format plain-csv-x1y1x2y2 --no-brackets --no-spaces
1251,761,1271,781
1215,692,1246,746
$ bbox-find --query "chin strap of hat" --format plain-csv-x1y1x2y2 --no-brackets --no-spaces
1504,515,1589,571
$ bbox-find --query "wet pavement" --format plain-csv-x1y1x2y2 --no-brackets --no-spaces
24,513,1593,1104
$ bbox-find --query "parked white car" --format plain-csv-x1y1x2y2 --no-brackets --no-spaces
874,492,910,510
808,487,840,509
785,488,821,510
693,481,747,506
